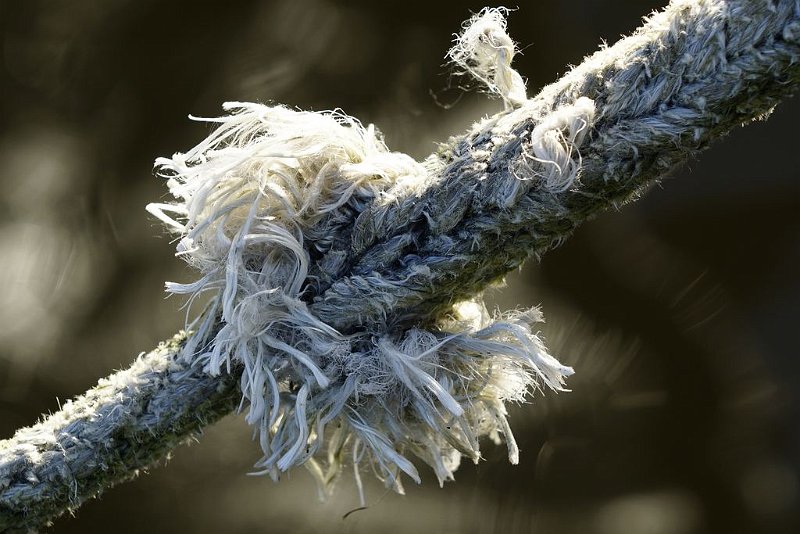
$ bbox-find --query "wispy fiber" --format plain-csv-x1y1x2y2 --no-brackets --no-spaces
2,1,799,530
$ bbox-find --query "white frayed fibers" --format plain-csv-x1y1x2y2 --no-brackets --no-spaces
447,7,528,108
529,96,596,192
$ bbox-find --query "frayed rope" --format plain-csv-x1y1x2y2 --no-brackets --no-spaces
147,8,587,503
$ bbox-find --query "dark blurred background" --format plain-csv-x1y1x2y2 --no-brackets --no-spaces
0,1,798,532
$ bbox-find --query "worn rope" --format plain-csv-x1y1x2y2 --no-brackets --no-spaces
1,0,799,530
0,334,240,531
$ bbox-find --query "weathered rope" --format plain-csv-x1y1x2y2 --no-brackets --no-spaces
1,0,799,530
0,334,240,532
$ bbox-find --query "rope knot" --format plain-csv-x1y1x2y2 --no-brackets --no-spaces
147,10,572,505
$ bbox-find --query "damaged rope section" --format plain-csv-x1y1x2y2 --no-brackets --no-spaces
146,8,577,501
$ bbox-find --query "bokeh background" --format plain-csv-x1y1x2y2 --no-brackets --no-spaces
1,1,798,532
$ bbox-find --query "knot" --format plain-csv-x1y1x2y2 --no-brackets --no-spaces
147,19,571,503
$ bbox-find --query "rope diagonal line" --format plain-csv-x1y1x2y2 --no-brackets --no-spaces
1,0,799,530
